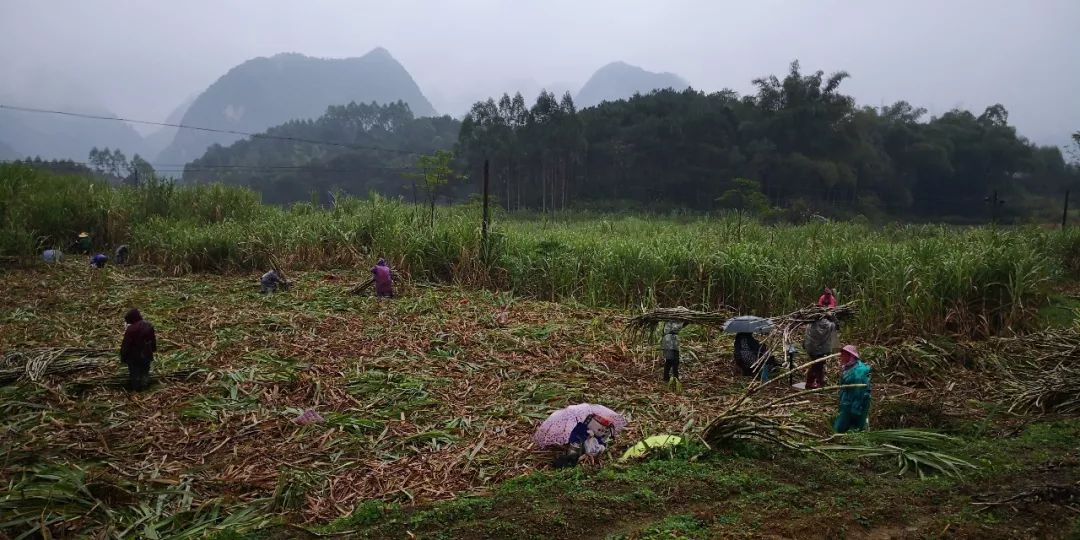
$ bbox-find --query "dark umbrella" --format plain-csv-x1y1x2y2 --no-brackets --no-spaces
722,315,774,335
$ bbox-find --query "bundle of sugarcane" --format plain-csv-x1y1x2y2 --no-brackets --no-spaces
986,328,1080,361
813,429,977,478
755,302,859,372
0,347,114,385
1003,360,1080,415
703,355,844,449
773,302,858,325
702,356,975,477
625,306,734,338
348,277,375,295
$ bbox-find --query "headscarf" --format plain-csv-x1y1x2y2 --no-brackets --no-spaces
124,308,143,324
839,344,860,369
377,258,388,267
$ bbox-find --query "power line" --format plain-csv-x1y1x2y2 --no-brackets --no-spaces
0,103,428,157
0,158,419,174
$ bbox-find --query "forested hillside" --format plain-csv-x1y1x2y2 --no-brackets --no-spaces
459,62,1079,222
181,61,1077,222
182,101,460,204
158,48,437,165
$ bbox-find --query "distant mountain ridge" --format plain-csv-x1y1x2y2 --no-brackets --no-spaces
142,96,194,161
0,102,145,162
575,61,690,108
0,139,19,160
157,48,437,164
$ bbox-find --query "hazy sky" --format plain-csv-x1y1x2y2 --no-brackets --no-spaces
1,0,1078,146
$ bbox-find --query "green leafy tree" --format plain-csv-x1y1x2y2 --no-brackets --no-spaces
716,178,771,214
406,149,457,226
88,147,129,179
126,154,155,186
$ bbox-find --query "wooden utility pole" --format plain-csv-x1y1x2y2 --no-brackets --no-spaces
482,159,490,248
1063,190,1070,230
985,190,1004,225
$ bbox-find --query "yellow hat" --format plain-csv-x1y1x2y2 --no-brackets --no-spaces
78,232,89,238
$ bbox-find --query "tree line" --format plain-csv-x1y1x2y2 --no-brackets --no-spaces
458,61,1079,222
181,101,461,205
137,61,1080,223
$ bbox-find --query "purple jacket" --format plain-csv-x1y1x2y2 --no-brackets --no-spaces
372,259,393,297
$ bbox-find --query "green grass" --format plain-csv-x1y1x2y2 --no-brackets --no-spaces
5,164,1079,339
316,420,1080,539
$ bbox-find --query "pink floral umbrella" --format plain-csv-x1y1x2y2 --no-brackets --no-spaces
533,403,628,449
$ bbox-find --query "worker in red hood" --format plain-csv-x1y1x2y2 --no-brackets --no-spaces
818,287,838,309
372,258,394,298
121,309,157,391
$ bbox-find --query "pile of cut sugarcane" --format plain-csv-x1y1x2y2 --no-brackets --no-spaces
0,347,114,385
994,328,1080,414
701,354,976,478
702,355,839,449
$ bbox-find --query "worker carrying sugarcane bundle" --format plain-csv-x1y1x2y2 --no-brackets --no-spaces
803,315,839,389
660,321,686,384
818,287,838,308
723,316,775,377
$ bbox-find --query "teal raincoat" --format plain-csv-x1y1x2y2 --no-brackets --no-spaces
834,359,871,433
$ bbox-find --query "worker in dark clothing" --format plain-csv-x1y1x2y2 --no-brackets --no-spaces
74,232,92,254
90,253,108,268
115,244,130,265
260,270,286,294
660,321,686,383
733,332,772,376
803,316,839,389
120,309,156,391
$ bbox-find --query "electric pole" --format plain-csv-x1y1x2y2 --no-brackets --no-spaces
984,190,1004,225
1063,190,1070,230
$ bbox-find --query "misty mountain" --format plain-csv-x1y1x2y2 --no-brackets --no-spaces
0,140,19,160
157,48,437,165
142,96,194,161
0,104,145,162
575,61,690,108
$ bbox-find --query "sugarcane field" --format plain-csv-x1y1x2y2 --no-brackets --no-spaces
2,183,1079,539
4,5,1080,536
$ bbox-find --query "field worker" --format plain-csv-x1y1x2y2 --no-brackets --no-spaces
75,232,92,254
115,244,130,265
660,321,686,382
372,258,394,298
42,248,62,263
90,253,108,268
834,345,871,433
260,269,284,294
803,316,839,389
818,287,838,309
735,332,773,376
120,308,157,391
